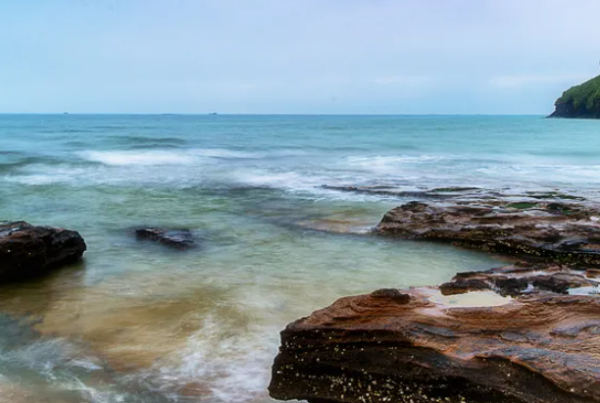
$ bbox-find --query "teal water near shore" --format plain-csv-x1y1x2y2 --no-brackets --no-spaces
0,114,599,402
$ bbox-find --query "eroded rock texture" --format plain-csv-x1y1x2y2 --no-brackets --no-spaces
0,221,86,282
376,200,600,265
269,266,600,403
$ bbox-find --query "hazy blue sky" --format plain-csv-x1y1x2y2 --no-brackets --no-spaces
2,0,600,114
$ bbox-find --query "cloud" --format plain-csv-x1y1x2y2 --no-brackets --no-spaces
489,74,591,89
372,76,432,86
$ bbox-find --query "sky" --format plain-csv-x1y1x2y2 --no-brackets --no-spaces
1,0,600,114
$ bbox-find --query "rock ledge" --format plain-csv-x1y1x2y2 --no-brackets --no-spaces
269,265,600,403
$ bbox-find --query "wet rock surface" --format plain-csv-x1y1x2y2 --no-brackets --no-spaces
320,185,473,200
321,185,584,202
270,196,600,403
135,228,195,249
440,264,598,296
269,264,600,403
376,200,600,265
0,221,86,282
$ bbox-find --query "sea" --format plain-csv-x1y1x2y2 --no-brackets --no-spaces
0,114,599,403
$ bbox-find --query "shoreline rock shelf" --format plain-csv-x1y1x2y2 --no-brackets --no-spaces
376,200,600,265
0,221,86,282
269,266,600,403
269,199,600,403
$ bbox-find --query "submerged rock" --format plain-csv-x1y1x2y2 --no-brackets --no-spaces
0,221,86,282
376,200,600,265
135,228,195,249
269,265,600,403
322,185,584,204
320,185,480,200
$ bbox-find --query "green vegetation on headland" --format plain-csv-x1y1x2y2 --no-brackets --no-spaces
549,74,600,118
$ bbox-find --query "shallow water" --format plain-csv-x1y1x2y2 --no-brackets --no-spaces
0,114,597,402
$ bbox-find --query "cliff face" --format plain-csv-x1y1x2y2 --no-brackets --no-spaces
549,74,600,118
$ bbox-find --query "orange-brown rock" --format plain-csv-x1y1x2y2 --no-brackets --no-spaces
269,266,600,403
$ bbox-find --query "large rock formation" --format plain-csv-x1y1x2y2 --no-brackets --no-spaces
549,75,600,119
0,221,86,281
376,200,600,265
270,198,600,403
269,265,600,403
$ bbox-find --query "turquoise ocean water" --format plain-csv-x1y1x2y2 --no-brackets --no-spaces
0,114,599,402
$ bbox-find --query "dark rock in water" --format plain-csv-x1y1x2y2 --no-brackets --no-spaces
0,221,86,282
376,200,600,265
135,228,195,249
322,185,585,204
440,264,597,296
269,265,600,403
320,185,475,200
524,191,585,201
429,186,481,193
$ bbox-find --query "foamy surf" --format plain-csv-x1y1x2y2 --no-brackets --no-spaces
79,150,197,166
77,148,297,167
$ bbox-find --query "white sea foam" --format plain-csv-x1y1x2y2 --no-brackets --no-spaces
77,148,296,167
4,173,61,185
4,165,123,186
7,149,600,201
476,164,600,185
153,314,276,403
190,148,262,159
79,150,197,166
342,154,445,176
231,169,323,191
346,155,443,164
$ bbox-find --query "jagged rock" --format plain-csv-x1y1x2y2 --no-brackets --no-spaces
135,228,195,249
269,266,600,403
376,200,600,265
441,264,597,296
0,221,86,282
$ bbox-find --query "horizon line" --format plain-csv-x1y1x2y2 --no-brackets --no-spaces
0,113,549,117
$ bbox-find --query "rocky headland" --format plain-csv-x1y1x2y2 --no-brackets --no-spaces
269,196,600,403
0,221,86,282
549,75,600,119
